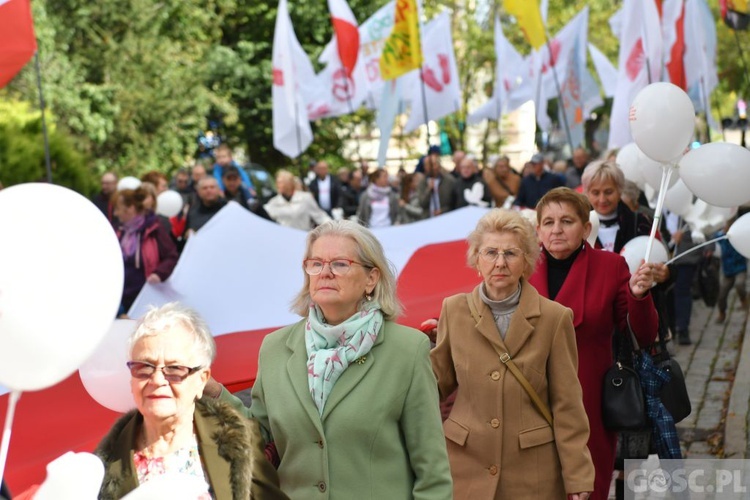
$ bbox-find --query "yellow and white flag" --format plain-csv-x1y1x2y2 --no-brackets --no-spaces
505,0,546,49
379,0,422,80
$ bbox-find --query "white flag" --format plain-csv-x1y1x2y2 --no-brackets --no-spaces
608,0,663,149
588,43,618,97
404,11,462,133
376,79,403,167
467,15,524,125
272,0,314,158
557,7,589,147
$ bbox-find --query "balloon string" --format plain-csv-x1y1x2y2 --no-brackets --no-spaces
0,390,22,485
645,166,673,263
665,235,727,266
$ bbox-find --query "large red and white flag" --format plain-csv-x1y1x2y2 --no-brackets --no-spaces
467,15,525,125
403,11,461,133
0,0,36,88
327,0,360,77
607,0,663,149
272,0,315,158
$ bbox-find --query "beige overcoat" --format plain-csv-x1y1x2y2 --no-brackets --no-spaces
431,281,595,499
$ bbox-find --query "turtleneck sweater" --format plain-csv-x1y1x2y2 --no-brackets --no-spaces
479,282,522,339
545,244,584,300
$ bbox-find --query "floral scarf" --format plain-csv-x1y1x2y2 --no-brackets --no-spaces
120,214,147,258
305,301,383,415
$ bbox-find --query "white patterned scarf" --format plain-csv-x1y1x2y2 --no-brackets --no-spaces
305,301,383,415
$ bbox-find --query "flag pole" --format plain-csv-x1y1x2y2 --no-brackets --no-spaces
34,52,53,184
294,99,304,179
344,78,364,163
700,77,713,143
419,69,432,148
398,98,405,171
543,32,575,154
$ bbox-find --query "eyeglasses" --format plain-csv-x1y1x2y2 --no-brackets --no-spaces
303,259,367,276
126,361,203,383
478,247,524,264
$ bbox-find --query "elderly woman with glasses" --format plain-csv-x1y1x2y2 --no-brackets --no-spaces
95,302,286,499
431,209,595,500
207,220,452,499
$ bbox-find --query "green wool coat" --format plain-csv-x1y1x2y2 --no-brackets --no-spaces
222,319,453,500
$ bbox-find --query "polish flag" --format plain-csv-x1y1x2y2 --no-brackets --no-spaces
0,0,37,88
327,0,360,77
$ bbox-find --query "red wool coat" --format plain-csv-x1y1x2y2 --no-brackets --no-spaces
528,243,658,500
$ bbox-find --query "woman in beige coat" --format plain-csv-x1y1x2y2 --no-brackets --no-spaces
431,209,594,499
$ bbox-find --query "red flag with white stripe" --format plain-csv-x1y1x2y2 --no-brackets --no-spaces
327,0,360,77
0,0,36,88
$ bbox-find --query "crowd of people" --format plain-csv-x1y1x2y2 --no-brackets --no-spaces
54,141,749,500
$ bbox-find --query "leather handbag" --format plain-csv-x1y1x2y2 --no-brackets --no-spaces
650,334,692,423
602,323,649,431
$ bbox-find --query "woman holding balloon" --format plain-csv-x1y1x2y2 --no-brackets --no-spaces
529,188,658,500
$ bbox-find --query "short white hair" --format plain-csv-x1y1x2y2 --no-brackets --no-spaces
129,302,216,367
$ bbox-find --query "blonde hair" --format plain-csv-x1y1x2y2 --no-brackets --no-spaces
467,209,540,279
291,220,402,320
581,160,625,192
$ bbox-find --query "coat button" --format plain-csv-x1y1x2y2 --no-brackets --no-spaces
318,439,324,448
489,465,498,475
491,371,501,381
318,481,327,492
490,418,500,428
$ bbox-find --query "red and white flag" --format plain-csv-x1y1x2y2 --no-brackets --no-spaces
607,0,663,149
0,0,36,88
404,11,461,133
272,0,315,158
327,0,360,77
662,0,687,89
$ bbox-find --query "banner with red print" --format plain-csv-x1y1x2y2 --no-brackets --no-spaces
608,0,663,149
403,11,461,133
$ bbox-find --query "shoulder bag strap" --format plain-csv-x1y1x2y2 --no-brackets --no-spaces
466,294,554,427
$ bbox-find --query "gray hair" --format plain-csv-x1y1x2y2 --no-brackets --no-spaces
129,302,216,367
291,220,402,320
467,209,540,280
581,160,625,193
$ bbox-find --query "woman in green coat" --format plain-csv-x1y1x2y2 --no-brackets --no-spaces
209,220,453,499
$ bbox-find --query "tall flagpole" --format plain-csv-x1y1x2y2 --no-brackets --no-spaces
34,52,53,184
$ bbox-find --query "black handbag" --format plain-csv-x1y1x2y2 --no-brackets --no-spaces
650,334,692,423
602,324,648,431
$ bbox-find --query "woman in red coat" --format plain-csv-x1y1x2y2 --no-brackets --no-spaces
529,188,658,500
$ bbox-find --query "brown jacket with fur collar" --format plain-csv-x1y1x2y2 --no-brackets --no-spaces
95,397,287,499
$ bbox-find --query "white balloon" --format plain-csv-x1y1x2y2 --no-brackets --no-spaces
728,213,750,259
619,236,670,275
639,148,679,191
587,210,599,247
615,143,646,190
663,180,694,216
117,176,141,191
156,190,183,218
79,319,137,413
34,452,104,500
0,184,124,391
629,82,696,163
679,142,750,207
